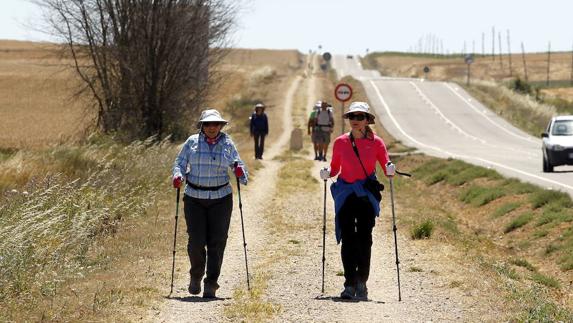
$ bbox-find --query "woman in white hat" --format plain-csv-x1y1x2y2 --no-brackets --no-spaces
319,101,395,300
172,108,248,298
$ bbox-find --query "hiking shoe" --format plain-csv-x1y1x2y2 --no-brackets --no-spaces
322,156,327,162
188,278,201,295
355,282,368,300
340,286,356,300
314,156,319,160
203,283,218,298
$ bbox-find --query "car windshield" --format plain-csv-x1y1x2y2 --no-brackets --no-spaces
552,120,573,136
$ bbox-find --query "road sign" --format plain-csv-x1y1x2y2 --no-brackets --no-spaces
423,66,430,73
334,83,353,102
323,52,332,62
465,54,474,65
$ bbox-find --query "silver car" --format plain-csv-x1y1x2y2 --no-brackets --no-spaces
542,115,573,172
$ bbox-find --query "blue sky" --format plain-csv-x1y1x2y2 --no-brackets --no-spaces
2,0,573,55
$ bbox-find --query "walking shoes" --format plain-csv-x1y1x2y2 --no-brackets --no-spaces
203,282,219,298
188,278,201,295
355,282,368,301
340,286,356,300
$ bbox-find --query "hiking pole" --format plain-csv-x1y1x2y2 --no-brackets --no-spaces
389,176,401,301
389,170,411,302
234,162,251,291
169,187,181,296
321,178,327,294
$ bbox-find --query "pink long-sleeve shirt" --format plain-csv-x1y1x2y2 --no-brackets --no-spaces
329,133,390,182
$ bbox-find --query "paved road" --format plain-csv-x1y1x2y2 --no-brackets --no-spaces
332,55,573,197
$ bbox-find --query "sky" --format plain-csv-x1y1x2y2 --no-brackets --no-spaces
2,0,573,55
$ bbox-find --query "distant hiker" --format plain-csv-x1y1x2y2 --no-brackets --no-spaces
319,101,395,301
308,101,322,160
172,108,248,298
314,101,334,161
250,102,269,159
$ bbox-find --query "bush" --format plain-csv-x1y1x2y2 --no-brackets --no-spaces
531,273,560,289
504,212,534,233
411,220,434,239
460,186,505,206
492,202,521,218
530,190,572,209
509,77,533,95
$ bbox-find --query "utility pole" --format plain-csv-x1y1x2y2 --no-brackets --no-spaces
507,30,513,76
492,26,496,61
482,32,485,56
570,43,573,86
546,42,551,86
521,42,528,81
498,32,503,70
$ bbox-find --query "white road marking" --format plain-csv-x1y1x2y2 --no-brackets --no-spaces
444,82,536,144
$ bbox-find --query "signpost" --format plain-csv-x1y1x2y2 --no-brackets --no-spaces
465,54,474,85
334,83,353,133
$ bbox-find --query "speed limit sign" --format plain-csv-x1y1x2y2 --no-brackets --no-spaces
334,83,353,102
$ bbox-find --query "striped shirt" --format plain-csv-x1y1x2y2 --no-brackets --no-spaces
173,132,248,199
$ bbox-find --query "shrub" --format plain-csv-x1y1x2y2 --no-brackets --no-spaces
509,77,533,95
509,258,536,272
460,186,505,206
411,220,434,239
492,202,521,218
531,273,560,289
504,212,534,233
530,190,571,209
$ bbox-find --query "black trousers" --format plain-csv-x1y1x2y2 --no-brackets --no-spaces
183,194,233,287
253,132,266,158
339,193,376,287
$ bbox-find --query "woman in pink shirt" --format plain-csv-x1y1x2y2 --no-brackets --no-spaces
320,101,395,300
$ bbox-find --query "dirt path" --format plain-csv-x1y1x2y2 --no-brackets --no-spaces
149,55,499,322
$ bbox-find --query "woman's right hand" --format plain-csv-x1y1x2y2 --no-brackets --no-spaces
172,176,183,189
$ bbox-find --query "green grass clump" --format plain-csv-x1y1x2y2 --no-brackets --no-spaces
536,209,573,226
529,190,572,209
411,220,434,239
531,273,560,289
460,186,505,206
415,159,500,186
446,166,500,186
509,258,536,272
502,178,537,194
504,212,534,233
494,262,520,280
492,202,522,218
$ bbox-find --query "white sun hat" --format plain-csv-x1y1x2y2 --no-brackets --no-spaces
343,101,376,124
197,109,228,128
314,100,322,110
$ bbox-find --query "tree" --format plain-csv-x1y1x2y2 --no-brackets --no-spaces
35,0,237,140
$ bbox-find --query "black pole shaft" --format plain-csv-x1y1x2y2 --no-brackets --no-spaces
236,177,251,291
389,178,402,301
322,179,327,293
170,188,181,296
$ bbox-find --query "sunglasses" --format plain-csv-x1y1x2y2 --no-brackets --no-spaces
203,122,223,127
347,113,367,121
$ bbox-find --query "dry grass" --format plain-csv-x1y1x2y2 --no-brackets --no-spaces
0,41,93,148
